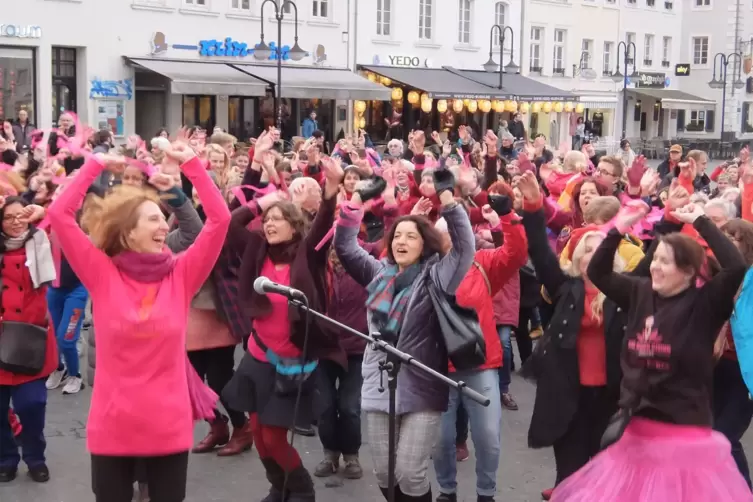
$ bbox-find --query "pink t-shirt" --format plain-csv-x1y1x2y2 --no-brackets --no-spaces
249,258,300,361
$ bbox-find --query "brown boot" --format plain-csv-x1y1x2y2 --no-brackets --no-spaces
217,421,253,457
192,417,230,453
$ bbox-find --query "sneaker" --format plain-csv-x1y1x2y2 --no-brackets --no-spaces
501,393,519,411
28,464,49,483
437,493,457,502
455,442,469,462
313,451,339,477
342,455,363,479
45,368,68,390
62,376,85,395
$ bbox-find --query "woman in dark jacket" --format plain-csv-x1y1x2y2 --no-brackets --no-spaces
0,197,58,483
516,172,627,500
222,157,345,502
334,167,475,502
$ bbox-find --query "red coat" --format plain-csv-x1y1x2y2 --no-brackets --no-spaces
0,248,58,386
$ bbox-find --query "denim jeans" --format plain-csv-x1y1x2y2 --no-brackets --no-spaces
47,284,89,378
316,355,363,456
497,325,513,394
433,369,501,497
0,379,47,469
713,357,753,488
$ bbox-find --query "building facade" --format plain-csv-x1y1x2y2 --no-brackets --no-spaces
0,0,381,142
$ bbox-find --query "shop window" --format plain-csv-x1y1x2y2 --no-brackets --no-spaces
297,98,334,142
258,92,296,141
228,97,255,142
182,95,215,131
686,110,705,131
51,47,77,125
0,46,36,124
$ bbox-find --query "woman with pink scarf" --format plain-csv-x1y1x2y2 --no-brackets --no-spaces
47,144,230,502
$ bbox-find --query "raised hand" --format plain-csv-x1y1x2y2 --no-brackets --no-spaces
165,142,196,165
639,169,661,197
321,155,344,186
356,177,387,203
516,171,540,202
19,204,46,224
411,197,433,216
481,204,501,228
148,172,176,192
740,145,750,164
671,202,705,224
410,130,426,155
484,130,498,155
627,155,648,188
431,130,441,145
613,200,650,233
666,178,690,210
432,168,456,197
487,194,513,216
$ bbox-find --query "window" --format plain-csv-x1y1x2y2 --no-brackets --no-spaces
282,2,292,12
493,2,505,46
418,0,433,40
603,41,613,75
689,110,706,130
627,0,636,4
693,36,709,65
665,1,673,9
644,34,654,65
312,0,328,18
647,0,655,5
662,36,671,65
231,0,249,9
695,0,710,5
376,0,391,36
0,47,36,125
581,39,593,69
52,47,77,124
458,0,471,44
184,0,206,5
626,32,636,62
530,27,543,71
553,29,566,73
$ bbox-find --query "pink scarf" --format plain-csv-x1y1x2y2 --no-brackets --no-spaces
112,248,218,420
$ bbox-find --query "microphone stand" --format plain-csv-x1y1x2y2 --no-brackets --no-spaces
288,298,490,502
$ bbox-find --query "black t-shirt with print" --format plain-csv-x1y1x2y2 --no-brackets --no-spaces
587,218,747,427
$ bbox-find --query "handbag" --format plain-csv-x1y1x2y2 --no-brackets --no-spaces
427,265,486,371
250,329,317,397
0,321,49,375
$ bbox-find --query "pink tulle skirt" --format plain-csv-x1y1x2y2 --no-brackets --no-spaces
552,418,753,502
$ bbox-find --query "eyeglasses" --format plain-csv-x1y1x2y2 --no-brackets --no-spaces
2,214,23,223
597,168,616,177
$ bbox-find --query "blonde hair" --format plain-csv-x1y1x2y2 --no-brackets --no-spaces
584,196,621,224
210,132,236,147
563,151,588,174
563,231,625,322
81,185,163,257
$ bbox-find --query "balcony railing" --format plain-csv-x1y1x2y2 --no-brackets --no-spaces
643,59,653,66
553,67,566,76
662,60,670,68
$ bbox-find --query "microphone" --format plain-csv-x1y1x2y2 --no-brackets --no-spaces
253,276,307,300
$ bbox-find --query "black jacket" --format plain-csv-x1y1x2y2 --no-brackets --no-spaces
522,209,626,448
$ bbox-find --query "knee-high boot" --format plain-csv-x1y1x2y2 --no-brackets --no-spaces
284,466,315,502
259,458,284,502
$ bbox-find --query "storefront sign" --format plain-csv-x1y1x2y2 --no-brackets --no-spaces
675,64,691,76
635,72,668,88
0,24,42,39
372,54,432,68
90,78,134,100
149,32,302,61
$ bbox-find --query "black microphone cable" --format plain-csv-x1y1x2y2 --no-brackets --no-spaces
280,295,313,501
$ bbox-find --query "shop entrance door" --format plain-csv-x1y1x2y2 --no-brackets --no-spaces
182,95,215,131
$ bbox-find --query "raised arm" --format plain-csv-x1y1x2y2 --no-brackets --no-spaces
587,229,640,311
432,176,475,295
172,150,231,298
46,156,115,294
479,208,528,295
334,201,385,288
163,186,203,254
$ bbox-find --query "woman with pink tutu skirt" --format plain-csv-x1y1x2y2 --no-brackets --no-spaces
552,201,753,502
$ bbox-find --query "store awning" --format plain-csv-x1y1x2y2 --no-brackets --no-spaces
125,58,268,96
628,89,715,110
231,64,392,100
451,69,577,102
360,65,515,100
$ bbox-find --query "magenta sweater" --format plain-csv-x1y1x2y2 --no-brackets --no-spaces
47,156,231,456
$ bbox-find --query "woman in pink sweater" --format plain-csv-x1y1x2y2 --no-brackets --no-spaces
46,144,231,502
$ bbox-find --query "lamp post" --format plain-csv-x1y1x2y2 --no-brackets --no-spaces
611,41,637,140
482,25,519,89
708,52,744,144
254,0,307,130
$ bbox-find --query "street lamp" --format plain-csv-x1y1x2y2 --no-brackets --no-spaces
709,52,744,144
482,25,519,89
255,0,307,130
612,41,638,140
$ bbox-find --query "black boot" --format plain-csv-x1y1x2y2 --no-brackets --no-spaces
379,486,407,501
285,466,316,502
259,458,284,502
402,488,432,502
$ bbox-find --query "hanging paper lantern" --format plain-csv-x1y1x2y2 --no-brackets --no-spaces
519,102,530,114
355,100,367,113
421,99,433,113
492,100,504,113
407,91,420,105
564,102,574,113
467,100,478,113
554,102,564,113
391,88,403,101
453,99,464,113
437,99,448,113
420,93,430,103
479,100,492,113
575,103,585,113
380,77,392,86
367,73,377,83
359,117,366,129
507,100,518,112
543,102,553,113
532,102,542,113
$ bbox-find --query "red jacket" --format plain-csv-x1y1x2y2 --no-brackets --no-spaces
454,213,528,371
0,248,58,386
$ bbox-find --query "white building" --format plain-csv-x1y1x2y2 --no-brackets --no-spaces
0,0,390,142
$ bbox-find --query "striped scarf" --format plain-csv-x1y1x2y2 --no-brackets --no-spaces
366,262,421,339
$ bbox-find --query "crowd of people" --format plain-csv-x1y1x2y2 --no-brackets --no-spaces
0,109,752,502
